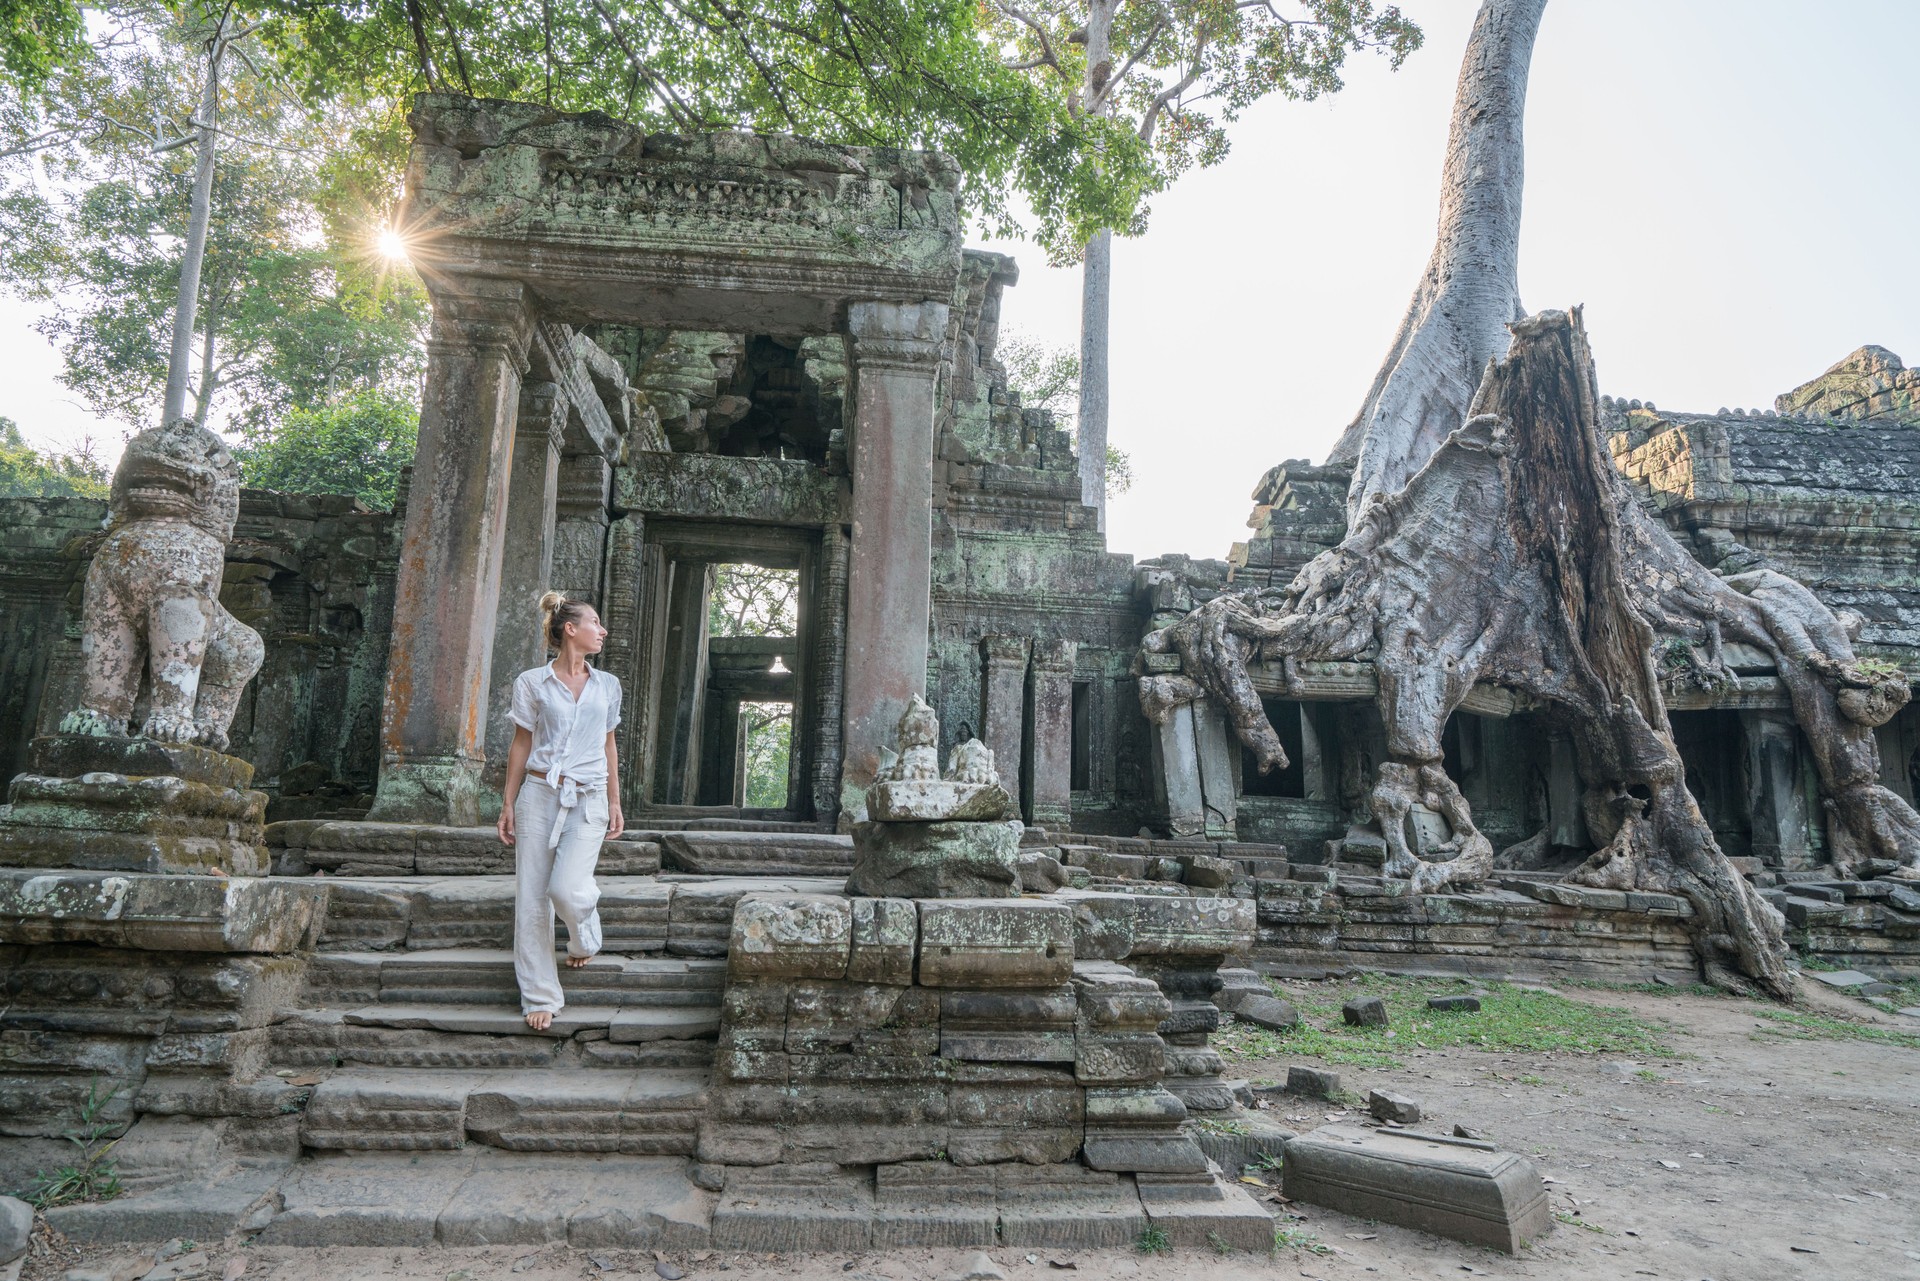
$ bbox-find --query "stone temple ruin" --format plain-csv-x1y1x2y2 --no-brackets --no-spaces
0,92,1915,1252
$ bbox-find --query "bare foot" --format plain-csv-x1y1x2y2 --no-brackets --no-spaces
565,953,594,968
525,1010,553,1031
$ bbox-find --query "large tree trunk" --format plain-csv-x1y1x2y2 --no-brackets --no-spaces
1143,0,1918,998
163,28,224,428
1327,0,1545,515
1075,0,1118,529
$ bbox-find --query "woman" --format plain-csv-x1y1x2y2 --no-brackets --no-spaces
496,591,625,1030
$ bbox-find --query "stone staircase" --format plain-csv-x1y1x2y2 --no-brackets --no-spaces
267,869,842,1157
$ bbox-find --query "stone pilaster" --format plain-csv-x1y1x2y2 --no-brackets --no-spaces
598,513,646,809
552,452,614,604
1742,709,1813,868
368,276,535,825
483,381,565,784
840,299,949,804
979,634,1030,817
809,523,851,820
1027,638,1078,830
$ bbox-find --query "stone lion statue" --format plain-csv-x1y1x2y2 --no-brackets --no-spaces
59,418,264,753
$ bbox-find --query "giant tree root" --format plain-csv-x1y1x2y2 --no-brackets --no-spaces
1145,310,1917,998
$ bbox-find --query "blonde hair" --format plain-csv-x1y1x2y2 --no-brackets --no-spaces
538,590,593,653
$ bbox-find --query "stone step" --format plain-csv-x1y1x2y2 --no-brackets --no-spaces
315,873,847,953
299,1067,709,1154
304,948,727,1007
273,1009,717,1071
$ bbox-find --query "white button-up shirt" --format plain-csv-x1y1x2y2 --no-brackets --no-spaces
510,662,623,787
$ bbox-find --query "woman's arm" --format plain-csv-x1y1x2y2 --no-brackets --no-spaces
496,725,533,845
604,730,624,839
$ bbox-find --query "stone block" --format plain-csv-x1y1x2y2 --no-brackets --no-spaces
1428,995,1481,1013
994,1164,1148,1247
661,832,854,876
728,894,851,980
847,821,1021,899
1177,853,1237,889
29,735,253,791
1233,994,1299,1031
916,899,1073,987
257,1151,476,1245
1136,1172,1274,1250
1284,1124,1550,1253
300,1071,469,1150
867,779,1014,823
1286,1065,1341,1099
0,1196,28,1264
1192,1111,1293,1177
0,870,326,954
1368,1089,1422,1124
565,1156,714,1249
1017,850,1070,893
847,896,917,984
43,1167,284,1245
941,987,1076,1062
1343,996,1388,1027
1127,895,1254,959
710,1164,876,1251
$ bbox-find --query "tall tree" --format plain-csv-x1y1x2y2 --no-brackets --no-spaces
984,0,1422,523
1,5,427,434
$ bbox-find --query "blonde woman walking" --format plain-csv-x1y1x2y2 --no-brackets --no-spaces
496,591,625,1030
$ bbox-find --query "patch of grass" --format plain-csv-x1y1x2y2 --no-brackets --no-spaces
1207,1230,1235,1255
1750,1008,1920,1051
1135,1224,1171,1254
1517,1074,1547,1087
1554,1210,1605,1234
1274,1225,1333,1255
28,1079,124,1209
1634,1068,1664,1083
1211,975,1681,1070
1192,1116,1249,1137
1251,1151,1285,1173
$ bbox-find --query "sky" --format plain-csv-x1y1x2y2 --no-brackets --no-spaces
5,0,1917,563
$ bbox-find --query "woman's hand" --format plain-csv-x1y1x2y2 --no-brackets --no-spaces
497,805,516,846
607,802,624,841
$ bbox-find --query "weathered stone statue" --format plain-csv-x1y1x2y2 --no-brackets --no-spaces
60,417,264,752
847,695,1022,897
0,418,270,876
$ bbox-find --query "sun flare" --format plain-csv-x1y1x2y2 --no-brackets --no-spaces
375,228,409,262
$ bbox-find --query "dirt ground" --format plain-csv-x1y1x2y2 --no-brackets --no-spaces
23,983,1920,1281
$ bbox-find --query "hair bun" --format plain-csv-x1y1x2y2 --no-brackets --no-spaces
537,589,568,615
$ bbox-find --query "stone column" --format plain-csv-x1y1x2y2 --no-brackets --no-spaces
482,381,565,784
1153,701,1207,839
1193,700,1239,840
369,277,534,825
840,299,949,804
1027,638,1078,830
1742,709,1812,868
979,635,1030,814
809,524,850,819
1545,730,1588,849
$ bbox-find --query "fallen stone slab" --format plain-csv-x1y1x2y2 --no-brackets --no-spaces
1283,1123,1550,1254
1368,1089,1422,1124
1191,1111,1292,1176
1233,994,1300,1031
43,1168,284,1244
1428,995,1481,1013
1342,996,1388,1027
1806,969,1885,992
256,1150,477,1245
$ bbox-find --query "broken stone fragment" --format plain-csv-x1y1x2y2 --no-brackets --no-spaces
1286,1066,1342,1099
1017,850,1069,893
846,820,1021,900
1178,853,1237,889
1368,1089,1422,1124
1343,996,1389,1027
0,1194,28,1264
1428,995,1482,1013
1233,994,1300,1032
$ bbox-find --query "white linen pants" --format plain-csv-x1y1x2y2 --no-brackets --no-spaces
513,775,607,1015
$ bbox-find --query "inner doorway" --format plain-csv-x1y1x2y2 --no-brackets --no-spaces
638,522,818,818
